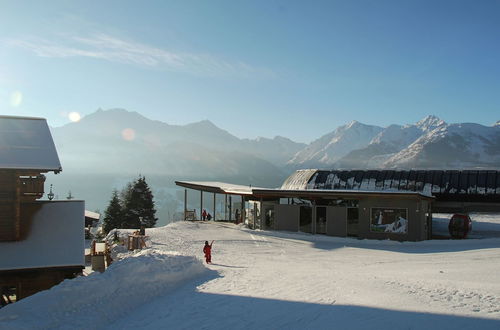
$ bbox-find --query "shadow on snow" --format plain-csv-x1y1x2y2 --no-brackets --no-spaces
244,228,500,254
109,272,500,330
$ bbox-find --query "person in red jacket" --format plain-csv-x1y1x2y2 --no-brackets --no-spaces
203,240,214,264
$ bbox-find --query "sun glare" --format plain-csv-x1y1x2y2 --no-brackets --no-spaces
10,91,22,107
68,112,81,122
121,128,136,141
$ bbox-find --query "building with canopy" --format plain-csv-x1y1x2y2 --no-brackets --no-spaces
176,169,500,242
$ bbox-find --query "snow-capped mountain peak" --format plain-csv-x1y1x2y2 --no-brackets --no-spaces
288,121,383,166
296,115,498,170
382,122,500,169
416,115,446,131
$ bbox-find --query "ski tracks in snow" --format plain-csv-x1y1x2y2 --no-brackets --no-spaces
385,279,500,315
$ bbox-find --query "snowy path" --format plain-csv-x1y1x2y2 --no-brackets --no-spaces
2,221,500,329
109,222,500,329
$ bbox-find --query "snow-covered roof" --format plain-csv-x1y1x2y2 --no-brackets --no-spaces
175,181,266,195
0,201,84,271
283,169,500,201
85,210,100,219
0,115,62,172
175,180,433,200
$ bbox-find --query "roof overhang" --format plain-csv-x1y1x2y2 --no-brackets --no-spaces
175,180,434,201
85,210,100,219
252,188,435,200
175,181,263,196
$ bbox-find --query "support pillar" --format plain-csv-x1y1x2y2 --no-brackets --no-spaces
213,193,216,221
229,196,232,221
224,194,228,220
200,190,203,221
253,202,256,229
184,189,187,221
312,199,316,234
259,197,263,229
241,195,245,225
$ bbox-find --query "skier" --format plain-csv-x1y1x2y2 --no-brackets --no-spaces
203,240,214,264
202,209,207,221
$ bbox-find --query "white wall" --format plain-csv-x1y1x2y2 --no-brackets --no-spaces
0,201,84,271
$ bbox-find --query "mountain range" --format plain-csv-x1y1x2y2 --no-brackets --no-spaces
300,115,500,170
47,109,500,224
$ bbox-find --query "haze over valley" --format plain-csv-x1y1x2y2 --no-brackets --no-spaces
47,108,500,224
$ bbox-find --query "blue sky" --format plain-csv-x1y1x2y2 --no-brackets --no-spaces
1,0,499,142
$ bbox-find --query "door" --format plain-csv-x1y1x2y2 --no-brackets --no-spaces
347,207,359,237
316,206,327,234
326,206,347,237
299,206,312,233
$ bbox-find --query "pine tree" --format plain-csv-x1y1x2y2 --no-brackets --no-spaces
103,190,123,234
122,176,158,228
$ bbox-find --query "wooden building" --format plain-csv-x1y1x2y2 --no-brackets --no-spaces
0,116,84,305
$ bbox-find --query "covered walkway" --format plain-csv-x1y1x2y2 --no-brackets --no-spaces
174,181,262,223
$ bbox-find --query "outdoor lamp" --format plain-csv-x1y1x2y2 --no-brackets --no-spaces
47,184,54,201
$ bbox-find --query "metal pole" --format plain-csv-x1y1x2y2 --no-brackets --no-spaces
200,190,203,221
213,193,216,221
229,196,232,221
184,189,187,221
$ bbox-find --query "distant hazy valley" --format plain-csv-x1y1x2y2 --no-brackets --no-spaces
47,109,500,224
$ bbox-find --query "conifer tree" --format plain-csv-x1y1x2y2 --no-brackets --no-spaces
103,190,123,234
122,176,158,228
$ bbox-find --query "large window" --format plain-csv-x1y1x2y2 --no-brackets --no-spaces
263,206,275,230
299,206,312,233
347,207,359,236
370,208,408,234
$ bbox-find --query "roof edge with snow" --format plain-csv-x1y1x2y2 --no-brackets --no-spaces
0,116,62,172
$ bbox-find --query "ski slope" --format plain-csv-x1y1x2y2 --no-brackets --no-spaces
1,218,500,329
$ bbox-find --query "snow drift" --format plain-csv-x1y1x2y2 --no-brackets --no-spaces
0,251,208,329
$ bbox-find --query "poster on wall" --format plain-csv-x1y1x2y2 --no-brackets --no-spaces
370,208,408,234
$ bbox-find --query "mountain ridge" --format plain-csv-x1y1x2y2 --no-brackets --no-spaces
47,109,500,225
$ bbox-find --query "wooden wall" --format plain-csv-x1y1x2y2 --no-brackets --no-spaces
0,171,18,241
0,170,45,241
0,266,83,300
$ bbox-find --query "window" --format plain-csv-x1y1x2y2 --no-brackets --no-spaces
1,286,17,307
370,208,408,234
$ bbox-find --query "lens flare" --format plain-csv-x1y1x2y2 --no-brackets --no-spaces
68,112,81,122
121,128,135,141
10,91,22,107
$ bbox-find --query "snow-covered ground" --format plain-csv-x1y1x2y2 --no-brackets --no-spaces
2,215,500,329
